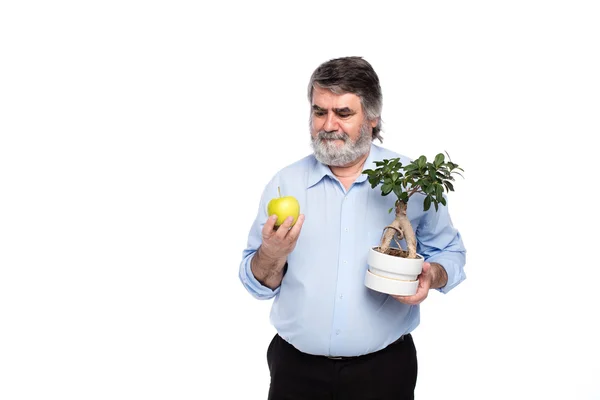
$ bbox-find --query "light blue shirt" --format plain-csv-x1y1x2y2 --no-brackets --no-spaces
239,143,466,357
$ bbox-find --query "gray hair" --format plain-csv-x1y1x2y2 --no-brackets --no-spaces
307,56,383,142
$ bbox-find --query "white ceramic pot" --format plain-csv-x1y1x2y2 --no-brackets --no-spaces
364,247,424,296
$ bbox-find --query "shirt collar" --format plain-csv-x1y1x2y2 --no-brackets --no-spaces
307,143,381,189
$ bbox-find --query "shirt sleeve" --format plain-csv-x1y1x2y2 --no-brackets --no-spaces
415,195,467,294
238,175,281,300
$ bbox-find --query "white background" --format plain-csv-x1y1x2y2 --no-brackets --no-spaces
1,1,599,399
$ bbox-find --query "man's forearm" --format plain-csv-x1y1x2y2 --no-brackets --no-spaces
251,246,287,290
429,262,448,289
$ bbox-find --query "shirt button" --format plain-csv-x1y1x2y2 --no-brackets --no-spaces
343,260,347,264
344,228,349,232
335,330,340,335
339,294,343,299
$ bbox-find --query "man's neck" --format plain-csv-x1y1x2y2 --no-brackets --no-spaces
329,151,370,180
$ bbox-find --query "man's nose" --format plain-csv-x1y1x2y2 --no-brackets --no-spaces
323,113,339,133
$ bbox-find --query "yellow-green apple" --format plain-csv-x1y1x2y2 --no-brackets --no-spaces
267,187,300,226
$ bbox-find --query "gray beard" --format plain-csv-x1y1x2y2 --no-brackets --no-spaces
310,122,372,167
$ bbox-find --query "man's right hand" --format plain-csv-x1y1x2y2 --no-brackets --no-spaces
251,214,305,289
260,214,305,260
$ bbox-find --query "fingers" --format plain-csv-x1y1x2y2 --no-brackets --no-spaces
391,264,432,305
273,214,305,240
392,292,426,305
262,215,278,237
392,289,428,305
263,214,305,244
421,262,431,274
286,214,305,242
419,264,432,291
275,216,295,239
260,214,304,261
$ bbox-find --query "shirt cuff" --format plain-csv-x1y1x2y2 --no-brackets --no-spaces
239,252,281,300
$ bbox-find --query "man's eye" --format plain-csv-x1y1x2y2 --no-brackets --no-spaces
338,113,351,118
314,111,326,117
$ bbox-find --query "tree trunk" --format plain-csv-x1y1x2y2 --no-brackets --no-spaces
378,201,417,259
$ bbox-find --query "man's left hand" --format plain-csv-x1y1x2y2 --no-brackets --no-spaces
391,262,444,305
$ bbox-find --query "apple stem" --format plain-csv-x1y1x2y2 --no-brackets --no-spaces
278,186,281,197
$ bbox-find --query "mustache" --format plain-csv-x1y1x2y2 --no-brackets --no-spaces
317,131,348,141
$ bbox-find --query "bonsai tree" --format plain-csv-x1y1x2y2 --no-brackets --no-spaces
362,152,463,259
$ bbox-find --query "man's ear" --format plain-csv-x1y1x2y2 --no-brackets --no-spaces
370,118,379,128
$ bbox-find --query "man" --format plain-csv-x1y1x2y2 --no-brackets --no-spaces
239,56,466,399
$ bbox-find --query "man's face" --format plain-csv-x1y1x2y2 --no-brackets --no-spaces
310,86,377,167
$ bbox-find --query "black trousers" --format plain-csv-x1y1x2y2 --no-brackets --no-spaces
266,334,417,400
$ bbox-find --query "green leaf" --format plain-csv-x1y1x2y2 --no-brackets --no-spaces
362,169,374,175
423,195,431,211
388,207,394,214
428,165,437,180
434,153,445,167
382,183,393,195
444,181,454,191
437,170,450,179
393,185,403,198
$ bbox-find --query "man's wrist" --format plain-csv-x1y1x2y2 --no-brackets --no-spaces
251,247,287,289
257,246,287,271
429,262,448,289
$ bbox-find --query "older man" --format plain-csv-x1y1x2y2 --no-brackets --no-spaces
239,56,467,400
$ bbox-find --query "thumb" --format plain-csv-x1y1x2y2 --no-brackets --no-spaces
420,262,432,287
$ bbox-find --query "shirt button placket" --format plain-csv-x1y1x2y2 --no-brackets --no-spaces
334,193,350,348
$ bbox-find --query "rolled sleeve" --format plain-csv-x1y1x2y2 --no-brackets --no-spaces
425,247,466,293
416,195,467,294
